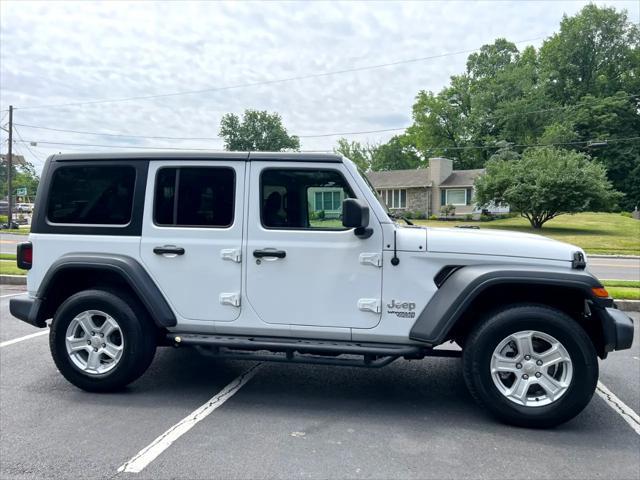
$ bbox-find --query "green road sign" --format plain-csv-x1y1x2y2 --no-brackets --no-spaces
16,187,27,196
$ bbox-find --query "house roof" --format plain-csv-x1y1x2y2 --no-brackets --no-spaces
366,169,431,188
439,169,485,187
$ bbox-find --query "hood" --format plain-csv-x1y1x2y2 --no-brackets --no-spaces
427,227,582,263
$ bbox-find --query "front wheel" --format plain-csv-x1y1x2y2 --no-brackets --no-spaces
463,304,598,428
50,289,157,392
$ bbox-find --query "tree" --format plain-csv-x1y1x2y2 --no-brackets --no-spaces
370,135,421,171
474,147,621,228
402,5,639,209
333,138,375,171
0,155,39,201
539,5,640,103
219,110,300,151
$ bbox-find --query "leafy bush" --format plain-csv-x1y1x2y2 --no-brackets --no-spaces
415,211,427,220
440,204,456,216
429,214,438,221
464,214,473,221
620,211,632,218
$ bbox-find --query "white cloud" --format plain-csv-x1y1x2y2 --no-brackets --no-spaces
1,0,638,169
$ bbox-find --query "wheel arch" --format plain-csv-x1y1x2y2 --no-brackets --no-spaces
410,264,612,357
36,253,177,329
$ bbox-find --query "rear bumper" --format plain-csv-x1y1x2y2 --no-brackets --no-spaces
9,296,47,328
600,306,634,352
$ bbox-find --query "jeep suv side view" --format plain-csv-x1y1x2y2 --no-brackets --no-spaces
10,152,634,428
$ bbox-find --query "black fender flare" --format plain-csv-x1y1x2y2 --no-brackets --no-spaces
36,253,177,328
409,264,607,345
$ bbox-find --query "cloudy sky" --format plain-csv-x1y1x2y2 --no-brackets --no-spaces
1,0,638,170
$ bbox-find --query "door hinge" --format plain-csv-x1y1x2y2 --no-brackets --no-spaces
220,248,242,263
359,252,382,267
357,298,381,314
219,292,241,307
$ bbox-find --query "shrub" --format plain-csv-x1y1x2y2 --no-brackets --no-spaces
429,214,438,221
464,214,473,221
440,204,456,216
620,211,632,218
415,211,427,220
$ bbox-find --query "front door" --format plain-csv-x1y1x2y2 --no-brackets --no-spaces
141,160,244,322
245,162,383,329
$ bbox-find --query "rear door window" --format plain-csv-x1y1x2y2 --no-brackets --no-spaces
47,166,136,225
153,167,235,227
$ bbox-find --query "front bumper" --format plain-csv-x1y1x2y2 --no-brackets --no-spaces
600,306,634,352
9,296,47,328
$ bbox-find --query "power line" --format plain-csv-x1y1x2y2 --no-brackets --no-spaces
14,122,406,140
14,123,222,141
12,126,46,163
426,136,640,151
13,36,546,111
15,92,638,142
16,136,640,153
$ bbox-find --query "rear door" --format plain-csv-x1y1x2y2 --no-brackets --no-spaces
141,160,245,322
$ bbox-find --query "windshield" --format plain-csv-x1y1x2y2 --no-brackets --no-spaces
356,166,391,215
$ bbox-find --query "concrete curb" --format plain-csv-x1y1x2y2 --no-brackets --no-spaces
0,275,26,285
588,254,640,259
615,300,640,312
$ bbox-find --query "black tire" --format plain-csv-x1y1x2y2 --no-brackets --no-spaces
50,289,157,392
462,304,598,428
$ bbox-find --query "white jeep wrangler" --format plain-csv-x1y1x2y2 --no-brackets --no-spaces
10,152,634,428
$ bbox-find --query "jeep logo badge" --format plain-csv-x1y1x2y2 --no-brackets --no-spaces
386,300,416,319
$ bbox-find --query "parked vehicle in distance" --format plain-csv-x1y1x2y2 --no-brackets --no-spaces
0,200,8,216
16,203,34,213
10,152,634,428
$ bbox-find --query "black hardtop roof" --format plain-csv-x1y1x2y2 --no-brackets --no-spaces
51,151,343,163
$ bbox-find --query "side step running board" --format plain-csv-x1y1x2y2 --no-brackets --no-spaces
166,333,460,369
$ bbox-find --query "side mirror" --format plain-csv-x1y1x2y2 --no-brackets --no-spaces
342,198,373,239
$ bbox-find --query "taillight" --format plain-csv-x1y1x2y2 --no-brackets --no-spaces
17,242,32,270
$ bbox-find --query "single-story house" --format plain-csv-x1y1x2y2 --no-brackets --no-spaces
366,157,508,216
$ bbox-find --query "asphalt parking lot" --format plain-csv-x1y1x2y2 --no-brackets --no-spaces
1,284,639,480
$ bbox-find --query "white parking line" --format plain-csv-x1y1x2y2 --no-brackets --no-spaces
117,363,262,474
596,381,640,435
0,330,48,348
0,292,27,298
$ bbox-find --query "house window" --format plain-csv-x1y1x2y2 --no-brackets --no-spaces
445,189,467,206
377,189,406,209
313,189,343,212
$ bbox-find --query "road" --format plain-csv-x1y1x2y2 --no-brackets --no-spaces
1,284,639,480
1,233,638,279
588,257,640,281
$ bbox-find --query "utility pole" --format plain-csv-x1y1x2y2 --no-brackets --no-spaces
6,105,13,227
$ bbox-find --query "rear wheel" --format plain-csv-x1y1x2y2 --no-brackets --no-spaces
463,304,598,428
50,289,156,392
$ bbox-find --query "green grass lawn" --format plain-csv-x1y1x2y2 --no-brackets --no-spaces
413,212,640,256
0,260,25,275
602,280,640,300
0,253,16,261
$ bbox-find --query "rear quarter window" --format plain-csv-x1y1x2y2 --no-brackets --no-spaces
47,165,136,225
